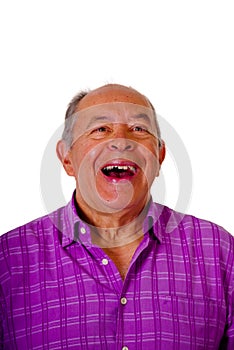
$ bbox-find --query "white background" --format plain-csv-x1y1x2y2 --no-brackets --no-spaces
0,1,233,235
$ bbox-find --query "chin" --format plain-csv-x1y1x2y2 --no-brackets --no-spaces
96,185,135,213
96,188,150,215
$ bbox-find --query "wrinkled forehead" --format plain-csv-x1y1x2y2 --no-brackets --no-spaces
72,101,157,137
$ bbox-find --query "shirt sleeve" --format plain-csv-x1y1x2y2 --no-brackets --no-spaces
219,287,234,349
0,285,3,349
0,238,7,350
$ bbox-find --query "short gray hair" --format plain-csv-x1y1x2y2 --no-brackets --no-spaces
62,90,89,147
62,87,162,148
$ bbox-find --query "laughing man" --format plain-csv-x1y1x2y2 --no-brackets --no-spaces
1,84,233,349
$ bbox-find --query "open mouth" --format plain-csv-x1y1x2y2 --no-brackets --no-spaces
101,163,138,180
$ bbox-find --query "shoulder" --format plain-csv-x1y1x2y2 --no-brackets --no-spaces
0,207,68,288
152,203,234,288
0,206,66,260
156,202,232,237
1,213,52,244
152,202,234,256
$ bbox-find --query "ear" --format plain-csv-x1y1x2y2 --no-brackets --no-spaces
159,139,166,164
56,140,75,177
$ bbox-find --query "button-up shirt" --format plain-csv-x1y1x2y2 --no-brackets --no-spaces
0,194,233,349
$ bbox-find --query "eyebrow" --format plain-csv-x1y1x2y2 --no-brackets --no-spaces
86,116,112,129
85,113,152,130
129,113,152,124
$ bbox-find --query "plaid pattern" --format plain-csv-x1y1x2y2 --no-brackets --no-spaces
0,195,233,349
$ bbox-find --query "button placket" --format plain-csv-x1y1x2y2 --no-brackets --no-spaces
102,258,109,266
80,227,86,234
120,297,127,305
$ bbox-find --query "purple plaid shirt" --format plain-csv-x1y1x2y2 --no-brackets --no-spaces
0,194,233,349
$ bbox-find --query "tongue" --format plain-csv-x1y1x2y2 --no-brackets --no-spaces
109,170,129,178
103,168,134,178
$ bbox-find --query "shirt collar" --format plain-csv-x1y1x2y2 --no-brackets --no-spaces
143,199,165,243
59,192,169,247
50,192,90,248
145,199,187,242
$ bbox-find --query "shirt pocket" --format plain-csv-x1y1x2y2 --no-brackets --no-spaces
157,295,226,349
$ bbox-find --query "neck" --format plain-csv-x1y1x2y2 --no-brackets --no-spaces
91,219,144,248
75,193,151,248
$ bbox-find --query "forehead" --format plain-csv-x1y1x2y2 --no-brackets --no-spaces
77,84,152,111
76,101,155,126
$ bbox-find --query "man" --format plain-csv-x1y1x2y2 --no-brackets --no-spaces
0,84,233,349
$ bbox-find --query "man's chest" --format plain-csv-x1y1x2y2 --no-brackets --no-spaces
2,243,227,349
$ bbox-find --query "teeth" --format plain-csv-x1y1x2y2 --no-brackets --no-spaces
103,165,136,172
128,166,136,172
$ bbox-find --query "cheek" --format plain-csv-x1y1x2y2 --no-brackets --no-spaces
70,153,83,173
71,142,103,175
139,145,160,179
138,141,158,163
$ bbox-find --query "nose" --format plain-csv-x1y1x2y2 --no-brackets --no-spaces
107,124,136,151
108,137,135,151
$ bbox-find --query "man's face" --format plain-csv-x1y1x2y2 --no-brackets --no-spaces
59,86,165,214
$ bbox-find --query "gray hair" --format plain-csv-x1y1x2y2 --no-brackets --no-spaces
62,87,162,148
62,90,89,147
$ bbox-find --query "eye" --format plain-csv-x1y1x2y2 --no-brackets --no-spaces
131,125,148,133
90,126,110,134
89,125,111,138
93,126,108,133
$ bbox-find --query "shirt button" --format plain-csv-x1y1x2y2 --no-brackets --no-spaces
80,227,86,234
120,297,127,305
122,346,129,350
102,258,109,265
